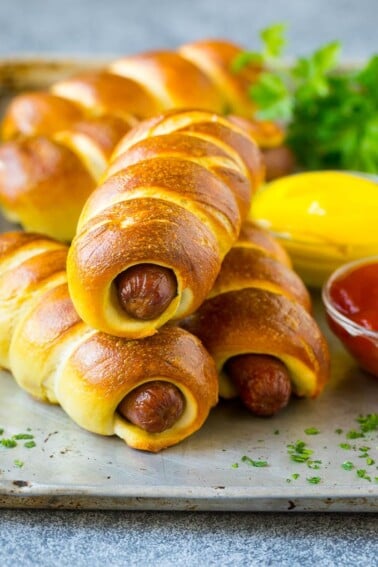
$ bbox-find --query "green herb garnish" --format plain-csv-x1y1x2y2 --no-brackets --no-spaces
291,473,300,480
1,438,17,448
339,443,352,450
14,460,24,468
357,414,378,433
241,456,269,468
287,440,313,463
307,459,322,470
304,427,320,436
357,469,371,482
342,461,354,471
231,463,239,469
346,430,365,440
13,433,34,440
24,441,36,449
231,23,286,72
307,476,321,484
234,24,378,173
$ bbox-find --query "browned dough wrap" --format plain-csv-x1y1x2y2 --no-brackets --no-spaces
0,39,287,239
67,109,265,339
0,232,218,452
182,221,330,414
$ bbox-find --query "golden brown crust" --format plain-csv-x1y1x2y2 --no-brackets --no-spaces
1,92,85,141
179,40,261,116
226,115,285,149
0,232,67,369
0,232,218,452
0,39,270,240
237,222,292,266
0,137,95,240
209,246,312,312
106,133,252,217
109,51,226,113
112,109,265,193
51,71,162,122
68,110,263,338
64,116,130,159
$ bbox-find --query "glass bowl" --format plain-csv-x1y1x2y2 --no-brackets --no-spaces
322,256,378,377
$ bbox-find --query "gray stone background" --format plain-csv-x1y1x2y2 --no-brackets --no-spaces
0,1,378,566
0,0,377,58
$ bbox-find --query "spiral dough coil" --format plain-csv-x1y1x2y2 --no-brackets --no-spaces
182,221,330,417
0,39,290,240
67,109,264,339
0,232,218,452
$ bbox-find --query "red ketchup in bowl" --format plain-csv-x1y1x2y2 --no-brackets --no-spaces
323,258,378,377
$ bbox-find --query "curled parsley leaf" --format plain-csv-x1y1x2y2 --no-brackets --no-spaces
234,24,378,173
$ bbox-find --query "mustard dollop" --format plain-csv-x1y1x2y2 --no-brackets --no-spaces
250,171,378,286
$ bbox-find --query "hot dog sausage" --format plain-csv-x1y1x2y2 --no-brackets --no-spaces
115,263,177,320
118,380,185,433
225,354,292,416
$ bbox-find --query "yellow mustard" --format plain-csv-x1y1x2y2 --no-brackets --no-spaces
250,171,378,287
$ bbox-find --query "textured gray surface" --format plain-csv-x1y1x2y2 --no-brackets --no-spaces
0,0,378,565
0,510,378,567
0,0,377,58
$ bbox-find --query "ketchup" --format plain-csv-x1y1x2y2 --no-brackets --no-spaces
327,260,378,377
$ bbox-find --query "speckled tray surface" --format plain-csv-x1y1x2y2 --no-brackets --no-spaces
0,60,377,512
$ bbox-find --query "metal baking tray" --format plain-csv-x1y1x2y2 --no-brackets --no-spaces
0,60,377,512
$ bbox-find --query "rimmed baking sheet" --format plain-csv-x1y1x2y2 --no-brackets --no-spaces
0,59,377,511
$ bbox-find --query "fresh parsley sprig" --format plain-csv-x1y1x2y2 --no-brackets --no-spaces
234,24,378,173
231,23,287,72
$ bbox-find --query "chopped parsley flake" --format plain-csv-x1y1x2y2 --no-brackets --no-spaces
231,463,239,469
1,438,17,448
342,461,354,471
357,469,371,482
304,427,320,435
339,443,352,450
14,460,24,468
346,430,365,440
366,458,375,466
307,476,321,484
292,473,300,480
357,413,378,433
307,459,322,470
241,456,269,468
0,428,4,436
13,433,34,440
335,428,343,435
24,441,36,449
287,440,313,463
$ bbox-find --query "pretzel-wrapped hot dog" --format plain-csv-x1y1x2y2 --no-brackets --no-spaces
67,109,264,339
182,221,330,416
0,232,218,452
0,39,287,240
0,115,130,240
